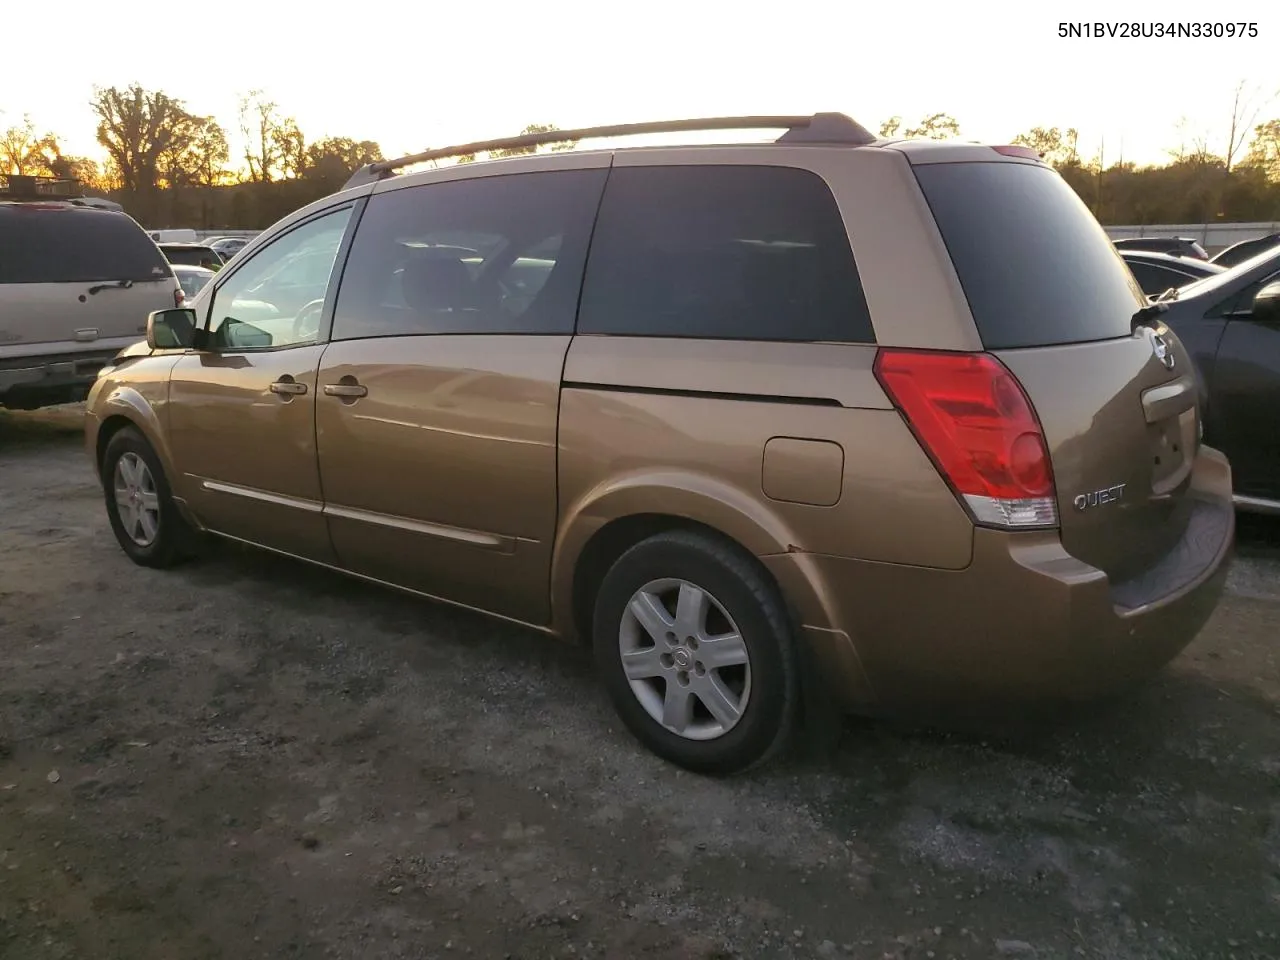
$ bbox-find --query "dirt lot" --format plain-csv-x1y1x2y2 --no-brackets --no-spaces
2,406,1279,960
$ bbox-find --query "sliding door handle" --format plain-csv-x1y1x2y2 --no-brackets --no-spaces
269,379,308,396
323,383,368,399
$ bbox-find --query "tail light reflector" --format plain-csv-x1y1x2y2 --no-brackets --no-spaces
873,349,1058,529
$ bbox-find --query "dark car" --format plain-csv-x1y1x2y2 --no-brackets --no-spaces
1211,232,1280,269
157,242,224,271
1113,236,1210,261
1157,244,1280,510
1120,249,1225,297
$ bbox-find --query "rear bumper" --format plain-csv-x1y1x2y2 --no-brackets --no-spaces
765,445,1234,710
0,351,117,404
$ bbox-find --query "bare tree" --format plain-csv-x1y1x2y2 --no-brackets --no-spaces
1224,79,1277,173
238,90,286,182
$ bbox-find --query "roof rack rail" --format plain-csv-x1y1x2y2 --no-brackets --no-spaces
0,173,85,201
342,112,876,190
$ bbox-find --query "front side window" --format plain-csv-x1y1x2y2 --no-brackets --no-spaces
331,168,608,340
577,165,874,343
205,206,352,351
1222,268,1280,318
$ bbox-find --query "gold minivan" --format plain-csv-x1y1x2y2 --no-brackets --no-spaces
85,114,1235,774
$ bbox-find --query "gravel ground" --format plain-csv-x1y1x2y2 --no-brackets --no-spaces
1,405,1279,960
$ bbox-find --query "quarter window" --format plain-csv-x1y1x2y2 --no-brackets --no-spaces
205,206,352,351
577,165,874,343
331,169,608,340
1127,262,1184,297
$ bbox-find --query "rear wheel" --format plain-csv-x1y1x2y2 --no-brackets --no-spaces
592,530,798,775
101,427,196,568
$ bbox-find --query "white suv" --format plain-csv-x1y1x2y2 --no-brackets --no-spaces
0,177,182,410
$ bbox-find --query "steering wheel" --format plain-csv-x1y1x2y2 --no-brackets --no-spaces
291,298,326,341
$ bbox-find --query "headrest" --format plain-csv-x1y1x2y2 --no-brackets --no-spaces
400,253,472,312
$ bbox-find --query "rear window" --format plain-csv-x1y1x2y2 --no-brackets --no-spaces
162,246,219,267
0,206,173,284
913,161,1145,350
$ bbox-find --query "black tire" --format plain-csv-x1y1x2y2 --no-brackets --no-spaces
100,426,197,568
592,529,799,775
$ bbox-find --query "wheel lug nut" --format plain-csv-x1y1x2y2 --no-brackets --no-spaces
677,670,690,686
687,637,699,650
660,653,674,668
694,662,706,676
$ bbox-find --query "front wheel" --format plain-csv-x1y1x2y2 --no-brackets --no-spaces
101,426,196,568
592,530,799,775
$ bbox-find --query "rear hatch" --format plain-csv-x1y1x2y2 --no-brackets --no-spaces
0,203,179,350
912,158,1201,583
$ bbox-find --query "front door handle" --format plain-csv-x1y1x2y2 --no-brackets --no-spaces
269,379,308,396
323,383,368,398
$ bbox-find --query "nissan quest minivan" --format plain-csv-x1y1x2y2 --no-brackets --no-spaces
83,114,1235,774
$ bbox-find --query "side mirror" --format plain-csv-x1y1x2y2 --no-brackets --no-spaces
146,308,198,350
1252,281,1280,324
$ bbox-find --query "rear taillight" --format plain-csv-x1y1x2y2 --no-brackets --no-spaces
174,287,185,307
873,349,1058,529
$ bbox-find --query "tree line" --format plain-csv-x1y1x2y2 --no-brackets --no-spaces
3,84,1280,229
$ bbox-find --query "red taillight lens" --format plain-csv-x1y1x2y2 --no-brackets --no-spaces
174,287,185,307
873,349,1058,529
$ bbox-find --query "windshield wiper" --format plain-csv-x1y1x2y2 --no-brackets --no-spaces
1131,299,1169,333
87,280,135,295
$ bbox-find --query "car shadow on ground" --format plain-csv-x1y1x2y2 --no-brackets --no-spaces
0,405,84,446
192,511,1280,775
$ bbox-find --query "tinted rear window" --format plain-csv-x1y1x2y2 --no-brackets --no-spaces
578,165,874,343
162,246,219,267
0,206,172,284
913,162,1145,349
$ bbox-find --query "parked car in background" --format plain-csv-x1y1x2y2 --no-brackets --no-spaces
172,264,216,301
1113,236,1210,261
1155,244,1280,510
85,114,1234,774
1211,232,1280,269
147,228,198,243
1120,249,1225,297
204,236,252,260
1,178,182,410
158,242,224,271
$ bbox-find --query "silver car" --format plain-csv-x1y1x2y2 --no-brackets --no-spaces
1,187,182,410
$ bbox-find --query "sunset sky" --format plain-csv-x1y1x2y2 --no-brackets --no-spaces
2,1,1276,171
